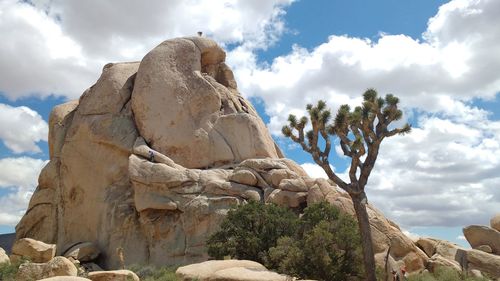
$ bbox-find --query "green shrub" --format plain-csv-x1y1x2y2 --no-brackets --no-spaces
0,261,19,281
407,267,491,281
206,201,298,267
206,201,363,281
269,202,363,281
127,264,179,281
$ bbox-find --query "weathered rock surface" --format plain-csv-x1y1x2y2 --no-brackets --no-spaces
15,37,426,271
0,247,9,264
466,249,500,278
63,242,100,262
88,269,140,281
16,256,77,281
175,260,271,281
39,277,92,281
210,267,290,281
131,37,281,169
12,238,56,263
463,225,500,255
491,213,500,232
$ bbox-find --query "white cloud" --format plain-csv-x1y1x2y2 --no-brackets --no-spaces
457,235,466,241
239,0,500,229
0,103,48,153
301,163,328,179
0,0,293,100
366,105,500,228
229,0,500,134
0,157,46,226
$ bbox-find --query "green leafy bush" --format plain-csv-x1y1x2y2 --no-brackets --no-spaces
127,264,179,281
269,202,363,281
407,267,490,281
0,261,19,281
206,201,363,281
206,201,298,267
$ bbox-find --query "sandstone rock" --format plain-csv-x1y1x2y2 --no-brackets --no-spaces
463,225,500,255
63,242,100,262
0,247,9,264
12,238,56,263
16,256,77,281
229,170,258,186
416,237,437,258
466,249,500,279
131,37,280,169
491,213,500,232
475,244,493,254
427,254,462,273
14,36,430,271
88,270,140,281
39,277,92,281
210,267,289,281
176,260,266,281
267,189,307,208
81,262,103,272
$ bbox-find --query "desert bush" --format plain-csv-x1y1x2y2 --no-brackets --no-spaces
407,267,490,281
0,261,19,281
127,264,179,281
206,201,298,267
206,201,363,281
269,202,363,281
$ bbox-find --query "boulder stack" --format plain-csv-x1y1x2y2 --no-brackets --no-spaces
15,37,425,271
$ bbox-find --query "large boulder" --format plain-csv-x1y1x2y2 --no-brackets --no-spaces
14,37,427,271
131,37,281,169
175,260,268,281
87,270,139,281
16,256,77,281
11,238,56,263
463,225,500,255
466,249,500,279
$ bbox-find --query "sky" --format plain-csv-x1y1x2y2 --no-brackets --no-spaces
0,0,499,248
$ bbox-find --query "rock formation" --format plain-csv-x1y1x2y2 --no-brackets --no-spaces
16,37,426,273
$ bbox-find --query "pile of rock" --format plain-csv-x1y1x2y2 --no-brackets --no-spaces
414,213,500,280
0,238,139,281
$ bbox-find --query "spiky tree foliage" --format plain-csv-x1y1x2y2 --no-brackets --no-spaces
282,89,411,281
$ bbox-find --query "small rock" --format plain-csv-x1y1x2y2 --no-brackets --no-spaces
0,247,9,264
475,244,493,253
266,189,307,207
416,237,437,258
16,256,77,281
63,242,100,262
12,238,56,263
88,270,140,281
230,170,258,186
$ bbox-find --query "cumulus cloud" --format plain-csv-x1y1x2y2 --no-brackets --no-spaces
229,0,500,134
0,157,47,226
0,0,293,99
0,103,48,153
250,0,500,229
300,101,500,228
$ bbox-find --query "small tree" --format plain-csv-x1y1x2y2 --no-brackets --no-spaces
282,89,411,281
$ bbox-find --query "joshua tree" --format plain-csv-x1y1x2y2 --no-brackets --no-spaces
282,89,411,281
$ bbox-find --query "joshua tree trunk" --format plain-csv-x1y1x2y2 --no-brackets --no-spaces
352,192,377,281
